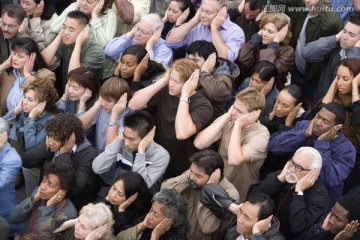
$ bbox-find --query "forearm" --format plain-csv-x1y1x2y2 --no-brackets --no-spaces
106,113,119,145
68,44,82,73
51,4,75,33
211,28,229,59
166,19,197,42
41,34,61,66
89,11,117,47
352,83,360,103
228,123,249,165
194,114,227,149
322,83,337,103
78,103,101,130
114,0,135,24
128,80,167,109
175,102,197,140
92,138,121,174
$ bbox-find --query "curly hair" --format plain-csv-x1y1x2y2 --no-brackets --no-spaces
43,161,76,196
79,203,114,240
152,189,189,235
45,113,85,146
23,78,59,114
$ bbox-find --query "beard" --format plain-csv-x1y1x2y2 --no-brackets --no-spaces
189,180,202,190
285,170,299,184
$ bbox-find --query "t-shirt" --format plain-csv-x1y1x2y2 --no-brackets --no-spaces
148,87,213,177
216,121,270,202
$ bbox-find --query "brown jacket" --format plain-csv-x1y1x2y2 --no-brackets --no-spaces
238,42,295,89
0,68,55,116
161,170,240,240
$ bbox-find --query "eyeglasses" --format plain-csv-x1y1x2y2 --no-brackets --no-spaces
1,22,19,29
135,26,153,35
288,158,311,172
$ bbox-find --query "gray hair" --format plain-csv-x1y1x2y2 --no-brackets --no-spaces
79,203,114,239
152,189,189,235
202,0,227,10
294,147,322,169
141,13,164,32
0,118,9,138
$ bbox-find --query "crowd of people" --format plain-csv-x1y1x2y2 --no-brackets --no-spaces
0,0,360,239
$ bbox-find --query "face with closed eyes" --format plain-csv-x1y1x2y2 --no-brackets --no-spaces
261,23,278,45
74,214,94,240
336,65,353,95
22,89,39,113
106,180,127,206
167,1,183,23
274,90,297,118
118,54,139,78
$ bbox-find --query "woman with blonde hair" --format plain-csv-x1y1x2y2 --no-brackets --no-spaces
41,202,115,239
237,13,295,89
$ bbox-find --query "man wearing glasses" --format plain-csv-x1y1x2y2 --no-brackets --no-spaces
105,13,173,67
0,4,45,64
249,146,329,240
268,102,356,211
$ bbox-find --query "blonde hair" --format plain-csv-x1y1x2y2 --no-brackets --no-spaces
79,203,114,240
260,13,292,45
99,77,130,102
169,58,199,83
235,87,265,112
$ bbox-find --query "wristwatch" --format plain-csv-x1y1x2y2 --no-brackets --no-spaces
179,97,190,103
293,191,304,196
108,120,117,126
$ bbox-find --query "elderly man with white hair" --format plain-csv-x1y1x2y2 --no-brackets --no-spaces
105,13,173,67
249,147,329,240
0,118,23,238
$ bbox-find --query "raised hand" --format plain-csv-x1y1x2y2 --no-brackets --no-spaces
235,110,261,129
304,118,314,137
238,0,245,13
321,212,331,232
0,54,12,72
118,193,138,212
138,127,155,154
207,168,221,184
295,169,320,192
334,220,359,240
260,77,274,96
47,189,67,206
33,0,44,18
134,54,149,81
317,124,342,141
353,73,360,87
336,30,343,42
18,18,29,32
79,88,93,105
277,161,290,183
255,9,266,22
285,102,302,126
74,0,82,10
53,218,78,233
23,52,36,77
29,101,46,118
111,93,127,117
181,69,200,97
162,9,169,23
126,24,137,38
252,215,272,234
76,25,89,47
201,53,216,73
151,218,174,240
273,24,288,43
14,98,24,115
91,0,104,20
59,132,76,154
146,28,162,51
268,102,277,121
192,8,201,24
0,132,7,151
176,8,190,26
85,224,108,240
211,6,227,30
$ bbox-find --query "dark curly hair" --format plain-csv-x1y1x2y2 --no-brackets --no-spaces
43,161,76,196
23,78,59,114
45,113,85,146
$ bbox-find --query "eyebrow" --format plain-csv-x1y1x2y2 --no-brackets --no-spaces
123,132,135,141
